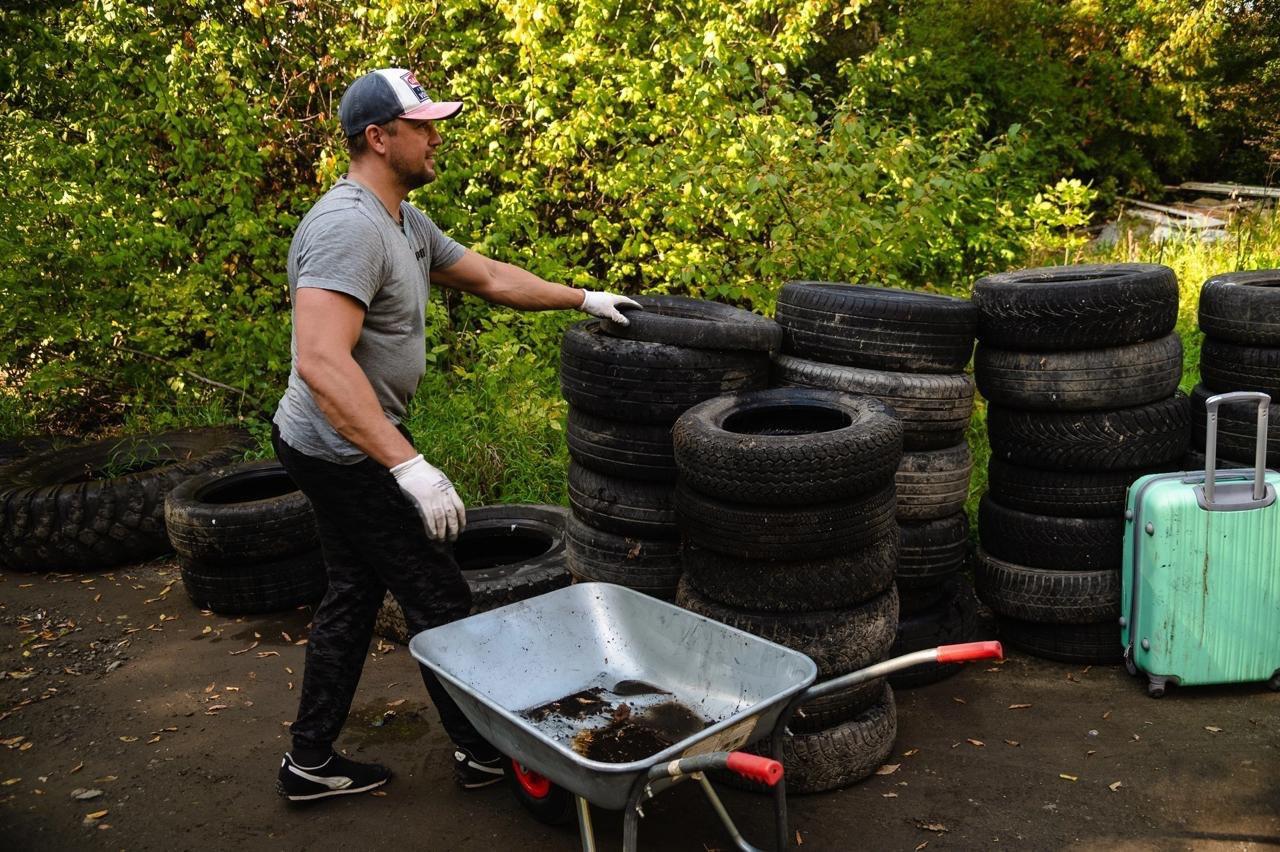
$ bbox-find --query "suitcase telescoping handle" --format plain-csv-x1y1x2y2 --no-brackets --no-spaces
1204,391,1271,504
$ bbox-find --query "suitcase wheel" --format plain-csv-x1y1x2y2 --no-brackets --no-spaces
1269,670,1280,692
1146,675,1171,698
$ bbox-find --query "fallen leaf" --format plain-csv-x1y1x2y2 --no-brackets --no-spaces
796,830,804,846
952,697,966,705
282,632,292,642
203,683,215,693
118,736,137,743
94,776,117,783
1004,740,1020,747
1059,774,1078,782
370,790,388,797
93,594,101,603
147,736,160,744
1205,726,1223,733
97,824,111,831
294,638,308,646
1132,734,1141,742
85,809,108,820
915,843,929,852
229,642,259,656
69,762,83,774
205,705,228,714
1102,710,1112,720
1109,781,1123,792
1086,750,1097,756
19,742,32,752
917,822,948,833
70,788,102,800
0,736,24,747
903,748,919,757
3,778,20,786
387,699,407,708
1008,703,1032,710
967,739,985,748
875,763,900,776
285,667,294,675
201,626,212,635
287,682,294,690
1066,673,1080,683
950,742,960,749
883,791,899,798
256,651,280,658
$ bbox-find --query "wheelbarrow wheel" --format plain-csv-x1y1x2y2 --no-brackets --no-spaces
508,760,575,825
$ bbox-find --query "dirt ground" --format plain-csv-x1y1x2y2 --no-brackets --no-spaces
1,558,1277,852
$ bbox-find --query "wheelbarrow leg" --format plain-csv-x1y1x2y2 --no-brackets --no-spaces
695,773,767,852
576,795,598,852
772,730,789,851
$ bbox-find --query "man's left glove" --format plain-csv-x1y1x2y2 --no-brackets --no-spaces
580,290,642,326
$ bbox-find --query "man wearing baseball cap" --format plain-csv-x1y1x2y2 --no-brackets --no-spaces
272,68,639,802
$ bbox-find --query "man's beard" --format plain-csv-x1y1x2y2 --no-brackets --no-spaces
389,148,433,192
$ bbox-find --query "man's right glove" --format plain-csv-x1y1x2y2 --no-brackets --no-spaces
390,454,466,542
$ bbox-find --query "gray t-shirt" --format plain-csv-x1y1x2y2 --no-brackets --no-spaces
273,177,465,463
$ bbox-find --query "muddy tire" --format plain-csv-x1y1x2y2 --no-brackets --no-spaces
986,395,1190,472
895,513,969,593
567,463,678,539
600,294,782,352
889,579,979,689
566,409,676,483
181,548,327,615
771,354,975,450
559,321,769,425
1201,339,1280,398
986,458,1151,518
681,531,898,612
0,427,253,572
974,334,1183,411
1198,270,1280,346
978,495,1124,572
675,579,899,680
747,685,898,795
972,262,1178,350
164,460,318,566
675,481,896,560
565,512,681,597
775,282,977,373
376,504,571,642
672,388,901,505
997,617,1122,664
1189,383,1280,464
895,442,973,521
974,548,1120,624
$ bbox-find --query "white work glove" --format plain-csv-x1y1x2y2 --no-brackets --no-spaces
579,290,642,326
390,454,466,543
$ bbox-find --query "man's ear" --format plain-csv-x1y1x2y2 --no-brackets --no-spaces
365,123,389,155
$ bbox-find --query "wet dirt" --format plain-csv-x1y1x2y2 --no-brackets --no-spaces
570,700,708,763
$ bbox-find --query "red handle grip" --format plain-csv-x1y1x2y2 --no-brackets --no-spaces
936,641,1004,664
726,752,783,787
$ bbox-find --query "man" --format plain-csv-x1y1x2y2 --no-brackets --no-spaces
272,67,638,802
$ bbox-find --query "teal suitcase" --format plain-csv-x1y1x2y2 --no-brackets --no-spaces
1122,391,1280,697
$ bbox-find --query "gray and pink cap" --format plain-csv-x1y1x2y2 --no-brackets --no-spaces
339,68,463,137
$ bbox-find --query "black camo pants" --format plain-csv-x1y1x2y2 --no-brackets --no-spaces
272,424,492,758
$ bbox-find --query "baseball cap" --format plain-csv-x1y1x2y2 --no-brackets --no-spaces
339,68,463,137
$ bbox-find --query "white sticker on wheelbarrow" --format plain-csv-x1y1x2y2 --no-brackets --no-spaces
681,717,757,758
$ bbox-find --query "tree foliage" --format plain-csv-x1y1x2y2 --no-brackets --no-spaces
0,0,1265,431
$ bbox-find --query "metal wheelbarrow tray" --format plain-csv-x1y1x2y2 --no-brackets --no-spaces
411,582,816,811
411,582,1001,850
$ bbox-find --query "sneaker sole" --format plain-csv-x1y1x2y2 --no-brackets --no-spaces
457,774,505,790
276,776,389,802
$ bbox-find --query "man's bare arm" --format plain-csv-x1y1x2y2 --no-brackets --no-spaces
430,249,584,310
293,287,416,468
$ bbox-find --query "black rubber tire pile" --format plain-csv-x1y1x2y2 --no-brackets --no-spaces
1193,270,1280,462
672,385,902,794
559,296,777,597
165,460,328,614
0,427,253,572
971,263,1191,664
772,282,981,688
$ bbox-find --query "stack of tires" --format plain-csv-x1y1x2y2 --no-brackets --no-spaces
769,282,980,688
673,386,903,793
971,263,1191,664
1194,270,1280,463
165,460,328,614
559,296,778,598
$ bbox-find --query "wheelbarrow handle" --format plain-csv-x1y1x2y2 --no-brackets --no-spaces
646,751,784,787
937,640,1004,664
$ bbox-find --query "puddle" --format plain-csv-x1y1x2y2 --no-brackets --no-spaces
520,679,711,764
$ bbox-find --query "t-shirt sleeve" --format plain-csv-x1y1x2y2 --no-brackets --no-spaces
293,210,385,307
421,214,466,270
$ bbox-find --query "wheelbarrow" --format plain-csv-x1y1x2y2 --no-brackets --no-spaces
410,582,1002,851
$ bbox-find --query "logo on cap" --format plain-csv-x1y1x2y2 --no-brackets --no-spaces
401,71,428,103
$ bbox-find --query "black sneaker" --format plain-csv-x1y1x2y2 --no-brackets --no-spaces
277,752,392,801
453,748,506,789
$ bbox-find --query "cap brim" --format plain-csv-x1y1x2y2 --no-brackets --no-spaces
400,101,463,121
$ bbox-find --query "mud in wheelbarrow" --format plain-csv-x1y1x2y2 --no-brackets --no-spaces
410,582,1000,850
